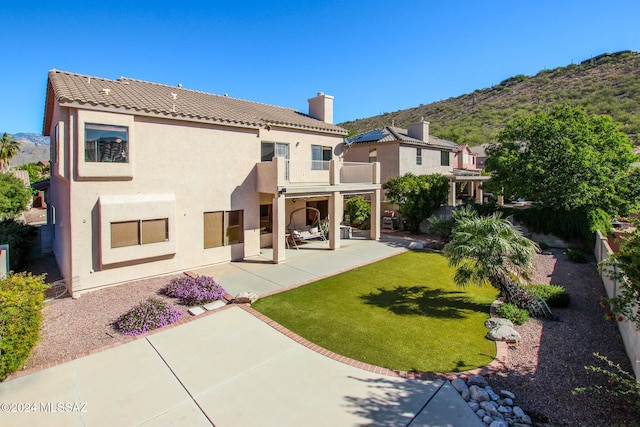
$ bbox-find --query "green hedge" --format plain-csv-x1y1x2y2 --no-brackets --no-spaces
0,219,37,270
524,284,571,308
0,273,47,380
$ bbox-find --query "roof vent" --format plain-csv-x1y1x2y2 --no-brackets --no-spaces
102,88,111,95
177,83,182,88
171,93,178,100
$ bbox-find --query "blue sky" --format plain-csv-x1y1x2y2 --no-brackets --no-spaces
2,0,639,135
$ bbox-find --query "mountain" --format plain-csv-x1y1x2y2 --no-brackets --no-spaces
13,133,50,146
340,51,640,146
8,133,51,166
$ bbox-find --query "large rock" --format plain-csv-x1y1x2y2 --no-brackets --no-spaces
485,317,515,329
486,325,521,342
233,291,259,304
467,375,488,388
408,241,426,249
469,385,490,402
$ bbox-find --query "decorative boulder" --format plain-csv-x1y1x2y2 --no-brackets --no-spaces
486,325,521,342
233,291,259,304
484,318,514,329
408,241,426,250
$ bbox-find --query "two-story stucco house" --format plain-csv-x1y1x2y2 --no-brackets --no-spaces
342,119,489,210
43,70,381,296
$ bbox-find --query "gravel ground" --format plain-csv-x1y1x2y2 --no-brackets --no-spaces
18,248,640,425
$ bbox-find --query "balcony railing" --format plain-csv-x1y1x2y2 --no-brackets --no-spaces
256,158,379,194
340,162,375,184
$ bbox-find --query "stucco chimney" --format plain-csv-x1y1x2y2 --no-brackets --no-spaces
308,92,334,124
407,117,430,142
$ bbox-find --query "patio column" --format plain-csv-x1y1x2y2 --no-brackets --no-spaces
370,188,381,240
272,193,286,264
448,180,457,206
329,191,341,250
475,181,483,204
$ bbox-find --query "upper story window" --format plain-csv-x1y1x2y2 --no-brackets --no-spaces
311,145,332,170
368,148,377,163
441,151,450,166
416,148,422,165
261,141,289,161
85,123,129,163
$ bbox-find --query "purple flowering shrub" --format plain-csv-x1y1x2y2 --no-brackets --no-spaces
116,298,183,336
162,275,226,305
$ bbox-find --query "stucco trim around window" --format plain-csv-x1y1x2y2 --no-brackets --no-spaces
99,194,176,266
76,110,134,180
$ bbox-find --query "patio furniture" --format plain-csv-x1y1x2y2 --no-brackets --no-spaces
287,207,328,250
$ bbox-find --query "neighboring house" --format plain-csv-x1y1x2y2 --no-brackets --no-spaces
343,119,489,210
469,143,492,169
43,70,381,296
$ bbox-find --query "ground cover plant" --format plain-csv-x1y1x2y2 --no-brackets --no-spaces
252,251,498,373
115,298,182,336
162,275,225,306
523,284,570,308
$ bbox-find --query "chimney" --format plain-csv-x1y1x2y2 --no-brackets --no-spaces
407,117,429,142
308,92,334,124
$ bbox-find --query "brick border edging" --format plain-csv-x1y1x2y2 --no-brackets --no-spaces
241,304,509,382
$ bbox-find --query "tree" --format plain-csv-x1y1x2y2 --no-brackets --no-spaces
0,173,31,220
444,210,551,317
485,105,640,239
344,196,371,229
383,173,449,233
0,133,20,172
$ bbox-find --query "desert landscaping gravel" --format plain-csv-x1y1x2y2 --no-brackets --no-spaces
18,248,640,426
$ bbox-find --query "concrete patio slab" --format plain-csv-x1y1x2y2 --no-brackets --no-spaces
0,339,193,427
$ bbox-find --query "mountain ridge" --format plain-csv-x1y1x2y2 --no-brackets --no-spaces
340,51,640,146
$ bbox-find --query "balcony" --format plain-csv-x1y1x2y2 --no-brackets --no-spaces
257,158,380,195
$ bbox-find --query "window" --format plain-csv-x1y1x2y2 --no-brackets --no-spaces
261,141,289,162
52,124,59,164
111,218,168,248
441,151,450,166
416,148,422,165
204,210,244,248
311,145,332,170
368,148,377,163
85,123,129,163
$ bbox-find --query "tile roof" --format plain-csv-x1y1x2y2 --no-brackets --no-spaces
346,126,456,150
44,70,347,136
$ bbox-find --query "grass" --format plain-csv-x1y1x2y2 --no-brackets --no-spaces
252,251,498,373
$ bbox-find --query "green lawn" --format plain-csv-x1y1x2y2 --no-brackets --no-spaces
252,251,499,373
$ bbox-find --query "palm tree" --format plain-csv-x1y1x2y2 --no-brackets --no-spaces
444,210,551,318
0,133,20,172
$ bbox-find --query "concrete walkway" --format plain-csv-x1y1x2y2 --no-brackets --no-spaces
0,236,483,427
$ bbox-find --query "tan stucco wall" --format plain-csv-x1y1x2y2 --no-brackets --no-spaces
49,106,344,294
399,145,451,176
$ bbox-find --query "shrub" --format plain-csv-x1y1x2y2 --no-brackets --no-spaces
0,273,47,380
0,219,37,270
496,302,530,325
574,353,640,406
524,284,571,308
344,196,371,229
0,173,31,220
163,275,226,306
565,248,587,263
115,298,182,336
427,215,454,240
